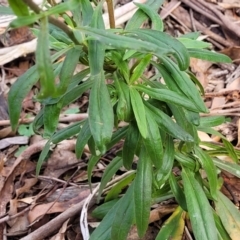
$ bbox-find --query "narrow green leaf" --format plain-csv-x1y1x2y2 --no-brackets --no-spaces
169,173,187,211
8,66,39,131
134,85,200,112
98,156,123,201
126,0,165,30
194,146,218,199
57,48,82,94
199,116,226,127
182,168,217,240
88,71,114,153
222,139,238,163
105,172,135,201
127,29,189,70
122,122,140,169
36,140,51,175
213,211,231,240
111,183,135,240
36,16,56,99
75,120,92,158
175,152,198,172
115,78,133,122
43,101,62,138
215,191,240,239
130,54,152,84
156,134,174,185
77,26,173,56
10,15,41,28
145,101,193,142
143,108,163,169
134,146,152,238
88,155,101,190
8,0,29,16
178,38,211,49
134,3,163,31
161,56,208,112
92,199,119,219
52,120,84,144
156,206,185,240
129,88,147,138
213,158,240,178
188,49,232,63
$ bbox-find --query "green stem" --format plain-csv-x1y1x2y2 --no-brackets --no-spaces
106,0,115,28
22,0,79,44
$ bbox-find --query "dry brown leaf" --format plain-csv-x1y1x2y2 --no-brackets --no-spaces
221,47,240,63
190,58,212,88
16,178,38,197
28,188,90,223
49,219,69,240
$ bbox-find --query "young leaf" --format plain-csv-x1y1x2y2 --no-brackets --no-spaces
88,71,114,153
98,156,123,201
129,54,152,84
199,116,226,127
134,146,152,238
215,191,240,239
194,146,218,200
182,168,217,240
129,88,147,138
213,211,231,240
8,66,39,131
156,206,185,240
177,38,211,49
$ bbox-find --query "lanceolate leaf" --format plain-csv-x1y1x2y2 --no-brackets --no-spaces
98,156,123,201
75,120,92,158
145,101,193,142
143,108,163,169
194,146,218,200
182,168,217,240
188,48,232,63
156,206,185,240
111,183,135,240
88,71,114,153
169,173,187,211
156,134,174,185
134,146,152,238
129,88,147,138
215,191,240,239
8,66,39,131
36,16,57,99
122,122,140,169
134,85,200,112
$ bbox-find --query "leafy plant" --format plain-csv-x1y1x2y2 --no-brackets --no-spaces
8,0,240,239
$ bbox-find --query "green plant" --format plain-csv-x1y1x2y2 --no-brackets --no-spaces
8,0,240,239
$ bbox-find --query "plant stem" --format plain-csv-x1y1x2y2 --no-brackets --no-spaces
106,0,115,28
22,0,79,44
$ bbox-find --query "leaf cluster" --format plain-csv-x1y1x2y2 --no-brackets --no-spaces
7,0,240,239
